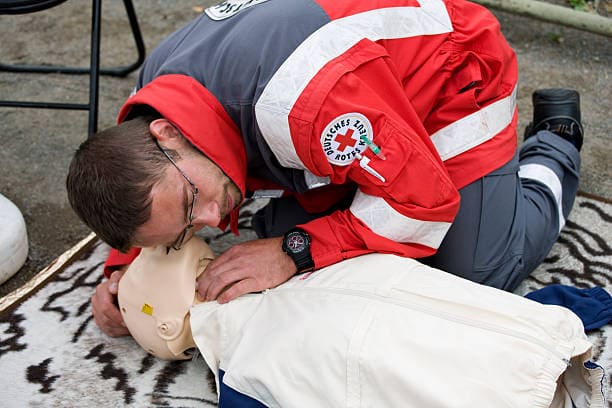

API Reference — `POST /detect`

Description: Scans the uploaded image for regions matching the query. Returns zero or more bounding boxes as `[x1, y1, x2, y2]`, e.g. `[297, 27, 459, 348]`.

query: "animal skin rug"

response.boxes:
[0, 195, 610, 407]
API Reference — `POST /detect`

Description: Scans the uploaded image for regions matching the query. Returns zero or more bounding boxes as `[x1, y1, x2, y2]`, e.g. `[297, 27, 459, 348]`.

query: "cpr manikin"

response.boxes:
[118, 237, 213, 360]
[118, 237, 606, 407]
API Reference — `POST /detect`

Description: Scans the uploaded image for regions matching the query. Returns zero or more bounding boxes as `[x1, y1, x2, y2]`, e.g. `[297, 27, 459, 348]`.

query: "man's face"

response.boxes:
[132, 147, 241, 249]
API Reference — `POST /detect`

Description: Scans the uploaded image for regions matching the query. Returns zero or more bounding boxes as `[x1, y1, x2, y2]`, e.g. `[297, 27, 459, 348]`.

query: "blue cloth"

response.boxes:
[218, 370, 267, 408]
[525, 284, 612, 331]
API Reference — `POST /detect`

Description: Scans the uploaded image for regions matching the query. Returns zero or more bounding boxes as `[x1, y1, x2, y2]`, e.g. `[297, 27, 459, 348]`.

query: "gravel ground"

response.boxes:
[0, 0, 610, 297]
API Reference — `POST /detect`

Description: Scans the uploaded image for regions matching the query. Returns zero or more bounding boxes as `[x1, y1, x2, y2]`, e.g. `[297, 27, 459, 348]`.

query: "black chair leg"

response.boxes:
[88, 0, 102, 136]
[0, 0, 146, 137]
[0, 0, 145, 77]
[106, 0, 146, 77]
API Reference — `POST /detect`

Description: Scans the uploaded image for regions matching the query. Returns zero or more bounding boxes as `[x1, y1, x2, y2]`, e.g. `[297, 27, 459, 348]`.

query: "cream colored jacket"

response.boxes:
[191, 254, 606, 408]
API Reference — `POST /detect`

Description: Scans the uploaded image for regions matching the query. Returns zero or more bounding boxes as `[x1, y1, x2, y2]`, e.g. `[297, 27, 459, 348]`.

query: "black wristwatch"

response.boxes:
[281, 227, 315, 274]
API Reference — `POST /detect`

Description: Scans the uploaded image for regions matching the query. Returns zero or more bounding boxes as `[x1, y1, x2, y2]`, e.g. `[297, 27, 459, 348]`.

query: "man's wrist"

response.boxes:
[281, 228, 314, 274]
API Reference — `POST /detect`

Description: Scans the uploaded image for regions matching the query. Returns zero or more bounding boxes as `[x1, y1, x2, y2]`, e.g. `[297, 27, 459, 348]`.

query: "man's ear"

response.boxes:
[150, 119, 182, 147]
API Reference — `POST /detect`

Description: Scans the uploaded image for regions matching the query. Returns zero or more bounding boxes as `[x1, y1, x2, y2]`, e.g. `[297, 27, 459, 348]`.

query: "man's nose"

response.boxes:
[194, 201, 221, 227]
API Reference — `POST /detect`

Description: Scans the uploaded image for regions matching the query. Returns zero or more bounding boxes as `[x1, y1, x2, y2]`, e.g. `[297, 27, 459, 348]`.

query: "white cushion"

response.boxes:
[0, 193, 28, 285]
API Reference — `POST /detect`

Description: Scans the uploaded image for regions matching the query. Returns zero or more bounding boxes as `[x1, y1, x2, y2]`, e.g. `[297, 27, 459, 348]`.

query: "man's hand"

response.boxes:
[91, 268, 130, 337]
[196, 237, 297, 303]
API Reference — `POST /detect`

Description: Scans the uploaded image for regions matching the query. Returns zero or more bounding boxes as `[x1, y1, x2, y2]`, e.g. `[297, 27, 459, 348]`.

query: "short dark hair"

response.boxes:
[66, 114, 169, 252]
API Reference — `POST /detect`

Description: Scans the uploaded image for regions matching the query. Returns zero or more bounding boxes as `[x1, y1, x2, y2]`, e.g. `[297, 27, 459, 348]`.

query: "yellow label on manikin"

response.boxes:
[141, 303, 154, 315]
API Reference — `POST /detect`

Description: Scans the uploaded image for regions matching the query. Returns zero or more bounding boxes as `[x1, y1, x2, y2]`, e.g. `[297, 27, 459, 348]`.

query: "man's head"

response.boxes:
[67, 115, 163, 251]
[117, 236, 214, 360]
[66, 114, 242, 252]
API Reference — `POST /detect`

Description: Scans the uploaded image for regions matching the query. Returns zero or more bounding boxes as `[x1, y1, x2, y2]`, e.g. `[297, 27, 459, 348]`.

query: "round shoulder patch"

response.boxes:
[205, 0, 271, 21]
[320, 113, 371, 166]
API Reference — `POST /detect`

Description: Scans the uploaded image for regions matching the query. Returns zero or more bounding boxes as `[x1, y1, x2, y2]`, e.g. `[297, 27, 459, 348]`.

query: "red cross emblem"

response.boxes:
[334, 129, 357, 152]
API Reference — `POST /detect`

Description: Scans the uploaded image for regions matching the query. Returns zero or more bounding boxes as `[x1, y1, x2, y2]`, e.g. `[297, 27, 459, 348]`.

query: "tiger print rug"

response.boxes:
[0, 195, 610, 407]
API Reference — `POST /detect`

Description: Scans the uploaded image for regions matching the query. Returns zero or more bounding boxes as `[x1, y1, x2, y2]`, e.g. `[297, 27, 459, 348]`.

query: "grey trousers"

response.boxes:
[252, 130, 581, 291]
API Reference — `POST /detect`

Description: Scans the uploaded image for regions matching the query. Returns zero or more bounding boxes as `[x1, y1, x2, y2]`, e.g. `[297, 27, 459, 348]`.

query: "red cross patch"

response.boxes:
[320, 113, 371, 166]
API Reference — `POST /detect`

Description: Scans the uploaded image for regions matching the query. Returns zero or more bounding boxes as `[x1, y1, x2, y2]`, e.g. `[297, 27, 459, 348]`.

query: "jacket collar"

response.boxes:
[118, 74, 247, 233]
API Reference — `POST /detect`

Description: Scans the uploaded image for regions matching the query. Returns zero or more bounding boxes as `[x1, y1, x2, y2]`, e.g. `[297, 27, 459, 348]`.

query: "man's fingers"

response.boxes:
[196, 238, 290, 302]
[217, 279, 255, 304]
[104, 301, 126, 327]
[199, 267, 243, 301]
[195, 273, 212, 301]
[92, 304, 128, 337]
[91, 281, 128, 337]
[91, 294, 124, 326]
[107, 268, 125, 295]
[108, 281, 119, 295]
[197, 257, 237, 301]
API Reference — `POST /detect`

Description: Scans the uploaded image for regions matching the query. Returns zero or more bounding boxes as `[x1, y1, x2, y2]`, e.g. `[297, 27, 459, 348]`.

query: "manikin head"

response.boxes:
[117, 236, 214, 360]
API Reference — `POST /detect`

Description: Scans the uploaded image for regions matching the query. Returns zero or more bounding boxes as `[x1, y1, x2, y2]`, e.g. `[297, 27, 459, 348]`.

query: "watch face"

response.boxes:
[285, 231, 307, 254]
[282, 229, 314, 274]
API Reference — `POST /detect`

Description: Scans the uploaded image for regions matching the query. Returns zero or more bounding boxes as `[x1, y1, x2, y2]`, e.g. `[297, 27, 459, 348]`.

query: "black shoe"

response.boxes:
[524, 88, 583, 151]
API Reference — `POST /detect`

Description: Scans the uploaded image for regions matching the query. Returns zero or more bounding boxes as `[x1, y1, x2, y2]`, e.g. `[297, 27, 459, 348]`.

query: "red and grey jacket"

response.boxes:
[104, 0, 518, 276]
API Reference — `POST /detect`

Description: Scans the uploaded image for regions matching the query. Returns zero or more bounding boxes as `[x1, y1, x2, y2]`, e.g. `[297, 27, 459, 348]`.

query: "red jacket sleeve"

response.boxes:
[103, 247, 141, 278]
[287, 40, 460, 269]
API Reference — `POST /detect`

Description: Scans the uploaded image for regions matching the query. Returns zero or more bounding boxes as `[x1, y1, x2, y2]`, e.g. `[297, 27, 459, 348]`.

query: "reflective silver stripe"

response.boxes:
[255, 0, 453, 169]
[304, 171, 330, 189]
[430, 85, 518, 161]
[350, 190, 451, 248]
[251, 189, 284, 199]
[518, 163, 565, 231]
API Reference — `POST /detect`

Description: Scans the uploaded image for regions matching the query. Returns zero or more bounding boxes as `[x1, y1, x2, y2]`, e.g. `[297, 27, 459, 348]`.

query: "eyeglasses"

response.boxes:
[153, 139, 199, 252]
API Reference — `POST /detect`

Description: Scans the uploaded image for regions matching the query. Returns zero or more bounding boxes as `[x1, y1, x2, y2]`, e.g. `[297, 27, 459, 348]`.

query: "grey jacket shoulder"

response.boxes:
[137, 0, 331, 191]
[138, 0, 329, 107]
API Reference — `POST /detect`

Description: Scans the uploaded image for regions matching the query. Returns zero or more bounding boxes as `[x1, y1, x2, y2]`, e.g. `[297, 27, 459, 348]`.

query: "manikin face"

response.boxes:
[118, 236, 215, 360]
[132, 119, 242, 249]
